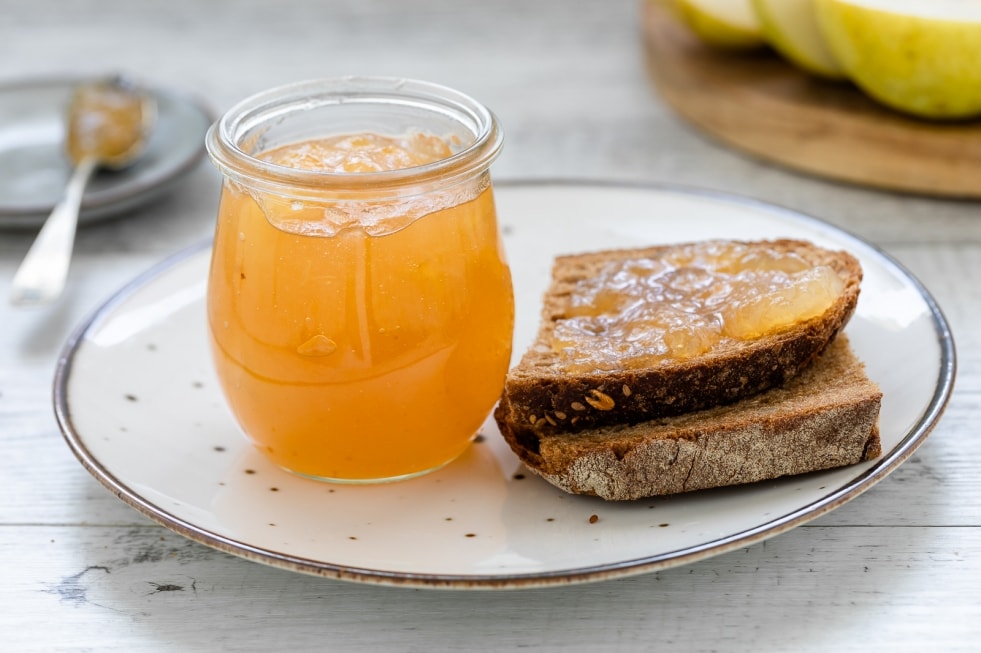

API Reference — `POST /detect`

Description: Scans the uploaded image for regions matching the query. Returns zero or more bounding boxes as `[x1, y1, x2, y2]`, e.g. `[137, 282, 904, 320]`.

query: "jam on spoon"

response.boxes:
[10, 75, 155, 306]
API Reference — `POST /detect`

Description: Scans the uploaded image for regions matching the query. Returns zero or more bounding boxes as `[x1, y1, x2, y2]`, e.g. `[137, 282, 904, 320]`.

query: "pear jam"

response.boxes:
[551, 241, 844, 373]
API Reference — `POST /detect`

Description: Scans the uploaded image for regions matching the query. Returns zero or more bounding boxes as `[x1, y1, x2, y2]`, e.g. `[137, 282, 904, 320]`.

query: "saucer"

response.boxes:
[0, 75, 213, 229]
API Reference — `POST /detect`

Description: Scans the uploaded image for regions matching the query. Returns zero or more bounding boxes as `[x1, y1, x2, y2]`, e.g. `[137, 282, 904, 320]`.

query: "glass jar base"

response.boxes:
[277, 446, 467, 485]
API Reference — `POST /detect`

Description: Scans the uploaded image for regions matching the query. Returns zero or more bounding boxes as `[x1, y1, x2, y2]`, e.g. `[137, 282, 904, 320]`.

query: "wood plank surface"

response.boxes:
[1, 1, 979, 651]
[2, 524, 979, 652]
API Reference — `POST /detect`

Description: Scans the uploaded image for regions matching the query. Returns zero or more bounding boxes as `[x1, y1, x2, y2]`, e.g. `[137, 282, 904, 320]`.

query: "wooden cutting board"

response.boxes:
[641, 0, 981, 199]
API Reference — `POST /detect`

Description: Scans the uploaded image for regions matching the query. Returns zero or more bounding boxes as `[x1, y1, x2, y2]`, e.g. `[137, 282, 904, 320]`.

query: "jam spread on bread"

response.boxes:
[551, 240, 845, 372]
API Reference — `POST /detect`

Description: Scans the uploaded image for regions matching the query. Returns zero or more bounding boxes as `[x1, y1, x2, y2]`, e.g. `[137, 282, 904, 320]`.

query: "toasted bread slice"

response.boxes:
[495, 336, 882, 500]
[501, 239, 862, 435]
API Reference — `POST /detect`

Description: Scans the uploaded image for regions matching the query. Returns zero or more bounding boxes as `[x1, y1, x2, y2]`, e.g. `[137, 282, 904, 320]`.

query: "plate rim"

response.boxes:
[0, 73, 214, 225]
[52, 179, 957, 589]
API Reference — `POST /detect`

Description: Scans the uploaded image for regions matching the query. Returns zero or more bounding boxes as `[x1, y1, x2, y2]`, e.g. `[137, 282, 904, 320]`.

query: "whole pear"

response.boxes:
[816, 0, 981, 119]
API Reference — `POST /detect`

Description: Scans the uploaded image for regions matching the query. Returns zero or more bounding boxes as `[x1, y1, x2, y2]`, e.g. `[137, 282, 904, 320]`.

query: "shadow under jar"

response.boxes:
[205, 77, 513, 483]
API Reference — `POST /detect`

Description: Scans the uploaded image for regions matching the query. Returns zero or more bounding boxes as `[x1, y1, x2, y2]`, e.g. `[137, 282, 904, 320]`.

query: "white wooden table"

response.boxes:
[2, 1, 979, 651]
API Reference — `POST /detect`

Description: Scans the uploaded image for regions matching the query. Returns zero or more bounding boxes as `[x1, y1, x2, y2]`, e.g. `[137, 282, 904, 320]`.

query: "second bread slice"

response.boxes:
[496, 336, 882, 500]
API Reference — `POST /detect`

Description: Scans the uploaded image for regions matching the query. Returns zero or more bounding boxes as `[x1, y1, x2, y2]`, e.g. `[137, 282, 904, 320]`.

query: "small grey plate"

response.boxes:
[0, 75, 213, 230]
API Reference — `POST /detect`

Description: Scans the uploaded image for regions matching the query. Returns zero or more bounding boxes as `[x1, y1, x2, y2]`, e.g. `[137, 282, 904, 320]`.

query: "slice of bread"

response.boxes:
[501, 239, 863, 435]
[495, 336, 882, 500]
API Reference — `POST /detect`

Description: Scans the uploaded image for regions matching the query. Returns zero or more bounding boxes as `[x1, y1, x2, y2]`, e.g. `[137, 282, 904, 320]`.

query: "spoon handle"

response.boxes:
[10, 156, 98, 306]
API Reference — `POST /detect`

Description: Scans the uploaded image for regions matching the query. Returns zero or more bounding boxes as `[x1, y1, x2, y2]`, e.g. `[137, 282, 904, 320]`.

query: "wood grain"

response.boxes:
[1, 1, 979, 651]
[2, 524, 978, 652]
[642, 0, 981, 199]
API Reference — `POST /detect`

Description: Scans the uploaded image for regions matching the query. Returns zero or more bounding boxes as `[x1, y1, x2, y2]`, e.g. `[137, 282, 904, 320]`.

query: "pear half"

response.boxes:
[674, 0, 765, 50]
[816, 0, 981, 119]
[752, 0, 844, 79]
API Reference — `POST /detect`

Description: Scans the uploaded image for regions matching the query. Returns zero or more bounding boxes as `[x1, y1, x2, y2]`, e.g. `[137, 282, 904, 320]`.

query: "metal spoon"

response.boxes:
[9, 75, 156, 306]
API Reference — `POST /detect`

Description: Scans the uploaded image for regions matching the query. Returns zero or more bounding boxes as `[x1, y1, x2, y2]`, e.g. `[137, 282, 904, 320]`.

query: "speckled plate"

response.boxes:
[54, 181, 955, 589]
[0, 75, 212, 229]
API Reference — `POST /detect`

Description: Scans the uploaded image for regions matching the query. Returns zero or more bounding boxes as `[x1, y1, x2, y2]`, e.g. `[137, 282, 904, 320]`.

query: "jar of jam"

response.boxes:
[205, 77, 512, 483]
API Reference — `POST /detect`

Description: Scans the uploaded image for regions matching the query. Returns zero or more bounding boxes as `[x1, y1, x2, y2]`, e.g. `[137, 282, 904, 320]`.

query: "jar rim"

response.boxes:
[205, 76, 503, 193]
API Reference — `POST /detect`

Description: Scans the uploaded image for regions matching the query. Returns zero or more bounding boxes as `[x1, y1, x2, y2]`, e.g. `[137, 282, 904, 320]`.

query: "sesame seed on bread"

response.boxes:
[495, 336, 882, 500]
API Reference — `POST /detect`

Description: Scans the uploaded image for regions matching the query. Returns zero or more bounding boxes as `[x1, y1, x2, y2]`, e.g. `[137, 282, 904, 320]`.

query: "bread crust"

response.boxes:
[495, 337, 882, 501]
[502, 239, 863, 435]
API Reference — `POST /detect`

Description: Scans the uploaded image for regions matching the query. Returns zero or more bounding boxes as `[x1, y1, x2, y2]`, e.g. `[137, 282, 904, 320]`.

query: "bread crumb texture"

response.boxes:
[497, 337, 882, 500]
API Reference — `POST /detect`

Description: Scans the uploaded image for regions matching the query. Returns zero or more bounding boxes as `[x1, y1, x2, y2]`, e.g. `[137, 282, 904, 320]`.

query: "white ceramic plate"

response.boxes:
[55, 182, 955, 589]
[0, 76, 212, 229]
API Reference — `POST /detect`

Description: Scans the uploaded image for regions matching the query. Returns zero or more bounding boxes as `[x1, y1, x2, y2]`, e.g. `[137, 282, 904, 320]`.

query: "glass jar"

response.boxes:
[205, 77, 512, 483]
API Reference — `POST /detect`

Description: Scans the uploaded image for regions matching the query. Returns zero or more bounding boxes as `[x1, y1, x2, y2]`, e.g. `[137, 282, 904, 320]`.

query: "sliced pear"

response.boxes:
[815, 0, 981, 119]
[752, 0, 844, 79]
[674, 0, 765, 50]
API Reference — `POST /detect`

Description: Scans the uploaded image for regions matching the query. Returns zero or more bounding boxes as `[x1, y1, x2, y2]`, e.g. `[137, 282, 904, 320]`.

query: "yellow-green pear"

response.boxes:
[674, 0, 765, 50]
[752, 0, 844, 79]
[816, 0, 981, 119]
